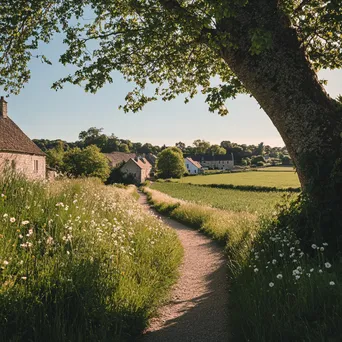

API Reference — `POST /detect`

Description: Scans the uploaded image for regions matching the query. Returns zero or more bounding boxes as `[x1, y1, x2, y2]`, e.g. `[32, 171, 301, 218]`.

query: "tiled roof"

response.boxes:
[131, 157, 152, 170]
[0, 117, 45, 156]
[186, 157, 202, 169]
[105, 152, 137, 167]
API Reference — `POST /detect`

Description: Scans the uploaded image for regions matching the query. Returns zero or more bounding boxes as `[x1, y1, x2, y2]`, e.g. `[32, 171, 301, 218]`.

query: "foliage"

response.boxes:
[0, 174, 182, 341]
[251, 155, 266, 165]
[1, 0, 341, 115]
[61, 145, 110, 181]
[156, 147, 186, 179]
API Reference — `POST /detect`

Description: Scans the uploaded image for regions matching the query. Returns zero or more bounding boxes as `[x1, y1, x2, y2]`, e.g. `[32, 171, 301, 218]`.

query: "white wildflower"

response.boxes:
[269, 282, 275, 288]
[10, 217, 16, 223]
[329, 281, 335, 286]
[325, 262, 332, 269]
[276, 274, 283, 280]
[311, 244, 317, 249]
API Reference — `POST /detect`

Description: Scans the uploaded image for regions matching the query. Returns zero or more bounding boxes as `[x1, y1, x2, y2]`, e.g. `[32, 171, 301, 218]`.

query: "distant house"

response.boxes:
[121, 157, 152, 184]
[105, 152, 137, 168]
[185, 157, 202, 175]
[145, 153, 157, 168]
[0, 97, 46, 180]
[189, 154, 234, 170]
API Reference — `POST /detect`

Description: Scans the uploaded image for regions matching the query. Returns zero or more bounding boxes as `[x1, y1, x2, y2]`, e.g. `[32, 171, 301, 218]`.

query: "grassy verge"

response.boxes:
[0, 173, 182, 341]
[143, 186, 342, 341]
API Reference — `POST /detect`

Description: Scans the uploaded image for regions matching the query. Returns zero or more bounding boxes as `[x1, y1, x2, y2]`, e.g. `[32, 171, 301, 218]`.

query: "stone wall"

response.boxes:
[0, 152, 46, 180]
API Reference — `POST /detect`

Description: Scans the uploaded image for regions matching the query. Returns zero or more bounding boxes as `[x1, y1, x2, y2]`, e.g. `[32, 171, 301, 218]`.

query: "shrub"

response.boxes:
[0, 173, 182, 341]
[61, 145, 110, 181]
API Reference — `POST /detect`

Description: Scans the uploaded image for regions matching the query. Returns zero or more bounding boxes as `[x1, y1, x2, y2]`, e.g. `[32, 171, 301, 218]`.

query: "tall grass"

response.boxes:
[0, 173, 182, 341]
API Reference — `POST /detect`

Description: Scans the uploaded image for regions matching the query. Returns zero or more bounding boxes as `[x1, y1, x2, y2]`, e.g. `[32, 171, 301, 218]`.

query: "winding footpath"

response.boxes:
[138, 193, 230, 342]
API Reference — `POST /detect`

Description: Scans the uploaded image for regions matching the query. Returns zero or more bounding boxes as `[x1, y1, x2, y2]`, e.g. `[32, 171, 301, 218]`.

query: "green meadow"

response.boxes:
[178, 170, 300, 188]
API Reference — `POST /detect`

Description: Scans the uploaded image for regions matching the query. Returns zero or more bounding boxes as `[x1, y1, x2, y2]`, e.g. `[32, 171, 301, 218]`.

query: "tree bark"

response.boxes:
[219, 0, 342, 252]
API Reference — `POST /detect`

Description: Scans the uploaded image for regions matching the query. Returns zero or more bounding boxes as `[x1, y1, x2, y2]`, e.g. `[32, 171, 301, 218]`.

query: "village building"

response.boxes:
[184, 157, 203, 175]
[105, 151, 137, 168]
[189, 154, 234, 170]
[0, 97, 46, 180]
[120, 157, 152, 184]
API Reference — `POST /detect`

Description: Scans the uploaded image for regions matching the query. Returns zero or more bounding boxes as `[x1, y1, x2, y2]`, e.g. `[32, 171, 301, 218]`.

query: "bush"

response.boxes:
[0, 173, 182, 341]
[61, 145, 110, 181]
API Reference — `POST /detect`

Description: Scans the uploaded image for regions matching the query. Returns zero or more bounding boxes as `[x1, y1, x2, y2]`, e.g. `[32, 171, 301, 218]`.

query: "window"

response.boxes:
[187, 164, 189, 169]
[194, 170, 197, 174]
[34, 160, 39, 173]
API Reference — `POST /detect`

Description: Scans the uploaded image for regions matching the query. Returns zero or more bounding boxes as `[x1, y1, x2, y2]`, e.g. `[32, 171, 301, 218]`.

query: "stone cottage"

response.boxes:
[121, 157, 152, 184]
[0, 97, 46, 180]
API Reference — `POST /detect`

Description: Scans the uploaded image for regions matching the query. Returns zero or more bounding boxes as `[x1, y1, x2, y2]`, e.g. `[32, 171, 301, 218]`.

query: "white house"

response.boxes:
[184, 157, 202, 175]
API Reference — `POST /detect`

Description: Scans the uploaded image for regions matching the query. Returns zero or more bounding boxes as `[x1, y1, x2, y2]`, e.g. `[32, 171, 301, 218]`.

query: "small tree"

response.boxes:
[62, 145, 110, 181]
[251, 155, 266, 165]
[156, 147, 186, 179]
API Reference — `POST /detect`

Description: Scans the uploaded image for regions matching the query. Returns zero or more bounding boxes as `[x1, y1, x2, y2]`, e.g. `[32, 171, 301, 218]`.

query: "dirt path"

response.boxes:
[138, 193, 230, 342]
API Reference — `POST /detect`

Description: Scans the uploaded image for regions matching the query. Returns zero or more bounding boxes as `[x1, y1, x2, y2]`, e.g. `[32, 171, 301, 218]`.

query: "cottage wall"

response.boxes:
[121, 161, 141, 183]
[0, 152, 46, 180]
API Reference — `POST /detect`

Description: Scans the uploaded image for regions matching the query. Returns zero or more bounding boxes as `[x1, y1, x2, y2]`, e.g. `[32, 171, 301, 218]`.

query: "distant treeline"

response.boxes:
[34, 127, 290, 166]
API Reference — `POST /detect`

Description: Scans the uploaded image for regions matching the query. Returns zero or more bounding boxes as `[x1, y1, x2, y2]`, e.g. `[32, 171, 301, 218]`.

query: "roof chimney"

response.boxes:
[0, 97, 8, 118]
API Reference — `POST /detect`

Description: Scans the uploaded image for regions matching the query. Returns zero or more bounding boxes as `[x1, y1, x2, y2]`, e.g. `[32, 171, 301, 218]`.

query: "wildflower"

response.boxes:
[3, 260, 9, 265]
[269, 282, 275, 288]
[21, 220, 29, 226]
[295, 275, 300, 280]
[319, 269, 323, 273]
[276, 274, 283, 280]
[310, 268, 314, 272]
[325, 262, 332, 269]
[272, 259, 277, 265]
[19, 234, 23, 239]
[21, 276, 27, 280]
[329, 281, 335, 286]
[323, 242, 328, 247]
[320, 247, 324, 252]
[3, 213, 8, 218]
[10, 217, 16, 223]
[311, 244, 317, 249]
[254, 268, 259, 273]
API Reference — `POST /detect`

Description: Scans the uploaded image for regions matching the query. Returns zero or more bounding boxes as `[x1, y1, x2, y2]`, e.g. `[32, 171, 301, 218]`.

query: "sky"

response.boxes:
[3, 34, 342, 148]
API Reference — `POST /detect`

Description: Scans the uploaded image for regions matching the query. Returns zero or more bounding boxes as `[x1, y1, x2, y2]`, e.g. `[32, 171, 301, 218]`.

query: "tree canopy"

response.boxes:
[2, 1, 341, 114]
[156, 147, 186, 179]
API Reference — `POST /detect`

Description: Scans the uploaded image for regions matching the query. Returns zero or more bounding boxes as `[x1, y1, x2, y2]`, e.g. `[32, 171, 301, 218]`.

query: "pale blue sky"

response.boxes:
[3, 33, 342, 147]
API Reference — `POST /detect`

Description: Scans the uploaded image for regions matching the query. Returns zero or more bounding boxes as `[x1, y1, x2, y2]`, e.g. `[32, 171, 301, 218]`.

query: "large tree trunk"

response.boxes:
[219, 0, 342, 252]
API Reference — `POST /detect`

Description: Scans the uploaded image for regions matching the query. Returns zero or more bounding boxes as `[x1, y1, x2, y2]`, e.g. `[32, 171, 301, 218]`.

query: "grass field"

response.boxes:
[151, 182, 288, 214]
[178, 170, 300, 188]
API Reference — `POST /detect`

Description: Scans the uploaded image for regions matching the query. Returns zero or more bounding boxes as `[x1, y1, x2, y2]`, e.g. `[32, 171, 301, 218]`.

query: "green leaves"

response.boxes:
[1, 0, 342, 114]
